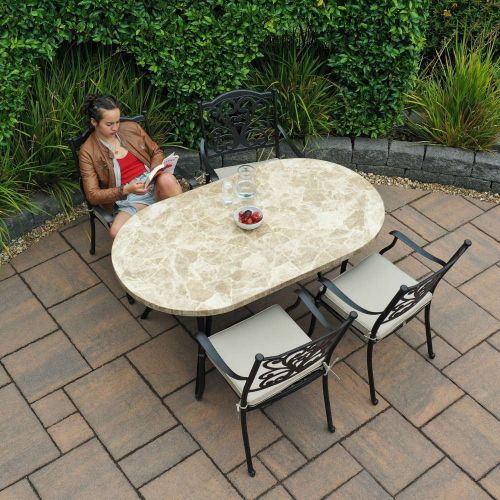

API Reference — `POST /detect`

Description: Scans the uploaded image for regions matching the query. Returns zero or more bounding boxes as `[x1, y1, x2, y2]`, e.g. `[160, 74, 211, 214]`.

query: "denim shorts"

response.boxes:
[115, 172, 156, 216]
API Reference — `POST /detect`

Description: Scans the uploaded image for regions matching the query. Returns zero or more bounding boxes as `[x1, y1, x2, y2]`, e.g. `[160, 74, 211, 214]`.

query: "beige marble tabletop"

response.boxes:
[112, 158, 385, 316]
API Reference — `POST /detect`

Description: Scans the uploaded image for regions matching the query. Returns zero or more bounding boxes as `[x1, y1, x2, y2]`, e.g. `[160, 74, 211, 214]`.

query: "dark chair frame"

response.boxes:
[198, 89, 303, 183]
[67, 112, 150, 306]
[195, 289, 356, 476]
[312, 230, 471, 405]
[67, 111, 150, 255]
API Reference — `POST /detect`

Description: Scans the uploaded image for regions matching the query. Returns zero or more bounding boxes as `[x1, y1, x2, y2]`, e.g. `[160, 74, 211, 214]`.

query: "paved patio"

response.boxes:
[0, 184, 499, 499]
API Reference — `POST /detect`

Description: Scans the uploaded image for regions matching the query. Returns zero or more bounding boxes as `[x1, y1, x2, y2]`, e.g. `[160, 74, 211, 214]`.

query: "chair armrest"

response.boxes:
[380, 230, 446, 267]
[196, 332, 247, 381]
[294, 287, 332, 329]
[277, 124, 304, 158]
[199, 139, 219, 182]
[319, 277, 383, 315]
[174, 165, 198, 190]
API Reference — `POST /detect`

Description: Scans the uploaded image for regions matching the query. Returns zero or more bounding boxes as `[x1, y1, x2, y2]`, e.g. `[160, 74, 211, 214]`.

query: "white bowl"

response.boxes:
[233, 206, 264, 230]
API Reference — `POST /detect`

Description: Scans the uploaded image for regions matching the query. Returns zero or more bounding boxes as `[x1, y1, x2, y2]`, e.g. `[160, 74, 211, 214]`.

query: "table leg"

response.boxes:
[195, 316, 212, 400]
[140, 307, 152, 319]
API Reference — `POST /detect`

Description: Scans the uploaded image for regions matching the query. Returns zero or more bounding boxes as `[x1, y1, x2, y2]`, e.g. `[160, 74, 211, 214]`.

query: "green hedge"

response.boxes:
[0, 0, 428, 146]
[422, 0, 500, 61]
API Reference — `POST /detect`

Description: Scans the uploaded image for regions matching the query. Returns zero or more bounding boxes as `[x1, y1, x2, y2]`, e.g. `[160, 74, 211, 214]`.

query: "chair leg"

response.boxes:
[89, 213, 96, 255]
[240, 410, 255, 477]
[195, 345, 206, 400]
[126, 293, 135, 305]
[322, 375, 335, 433]
[307, 315, 317, 338]
[140, 307, 152, 320]
[424, 304, 435, 359]
[367, 340, 378, 405]
[340, 259, 348, 274]
[285, 295, 301, 314]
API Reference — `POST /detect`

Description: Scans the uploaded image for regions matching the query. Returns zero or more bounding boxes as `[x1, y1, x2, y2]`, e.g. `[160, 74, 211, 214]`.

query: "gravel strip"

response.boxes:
[357, 171, 500, 204]
[0, 174, 498, 266]
[0, 204, 88, 265]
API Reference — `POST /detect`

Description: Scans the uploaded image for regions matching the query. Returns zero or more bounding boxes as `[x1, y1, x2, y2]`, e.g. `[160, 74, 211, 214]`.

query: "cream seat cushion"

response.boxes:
[323, 253, 432, 340]
[209, 305, 323, 406]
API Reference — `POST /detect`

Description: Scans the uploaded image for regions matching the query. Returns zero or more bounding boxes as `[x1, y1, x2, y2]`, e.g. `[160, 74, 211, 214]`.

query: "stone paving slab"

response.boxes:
[30, 390, 76, 428]
[118, 426, 199, 488]
[3, 331, 90, 403]
[29, 439, 138, 500]
[0, 384, 60, 490]
[0, 185, 499, 498]
[480, 464, 500, 499]
[346, 336, 463, 427]
[443, 342, 500, 418]
[127, 326, 198, 397]
[47, 413, 94, 454]
[459, 265, 500, 320]
[416, 223, 500, 287]
[66, 357, 176, 460]
[139, 451, 240, 499]
[425, 280, 499, 353]
[411, 192, 483, 230]
[0, 263, 15, 282]
[395, 458, 491, 500]
[61, 220, 111, 263]
[0, 479, 38, 500]
[422, 396, 500, 480]
[343, 409, 443, 496]
[10, 233, 70, 273]
[283, 444, 362, 500]
[21, 251, 99, 308]
[50, 284, 149, 368]
[327, 470, 391, 500]
[0, 276, 57, 357]
[0, 365, 10, 389]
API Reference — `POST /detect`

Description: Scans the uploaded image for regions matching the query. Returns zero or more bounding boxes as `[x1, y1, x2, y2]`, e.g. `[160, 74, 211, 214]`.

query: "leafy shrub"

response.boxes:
[422, 0, 500, 62]
[0, 139, 39, 247]
[406, 33, 500, 150]
[0, 0, 429, 147]
[251, 34, 338, 140]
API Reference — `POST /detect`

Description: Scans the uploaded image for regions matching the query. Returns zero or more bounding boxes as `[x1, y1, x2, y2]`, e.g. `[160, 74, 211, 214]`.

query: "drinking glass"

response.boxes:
[236, 164, 257, 199]
[221, 179, 234, 206]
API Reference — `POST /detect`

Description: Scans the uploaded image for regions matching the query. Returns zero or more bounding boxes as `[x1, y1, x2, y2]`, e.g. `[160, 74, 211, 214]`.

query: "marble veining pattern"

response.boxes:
[112, 159, 385, 315]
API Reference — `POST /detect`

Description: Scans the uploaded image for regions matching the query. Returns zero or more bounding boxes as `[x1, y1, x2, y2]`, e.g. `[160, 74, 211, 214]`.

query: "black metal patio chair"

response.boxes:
[312, 230, 471, 405]
[198, 89, 303, 183]
[195, 289, 356, 477]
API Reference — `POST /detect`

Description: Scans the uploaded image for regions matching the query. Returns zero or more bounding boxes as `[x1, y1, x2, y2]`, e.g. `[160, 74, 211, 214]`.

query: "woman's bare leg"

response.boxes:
[155, 172, 182, 201]
[109, 204, 148, 239]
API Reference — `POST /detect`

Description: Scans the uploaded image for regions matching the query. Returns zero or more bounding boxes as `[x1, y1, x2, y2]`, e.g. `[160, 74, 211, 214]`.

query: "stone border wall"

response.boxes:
[304, 137, 500, 194]
[2, 138, 499, 244]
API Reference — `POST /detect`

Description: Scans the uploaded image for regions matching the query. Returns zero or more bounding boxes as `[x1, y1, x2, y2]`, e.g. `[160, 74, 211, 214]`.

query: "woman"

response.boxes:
[79, 94, 182, 238]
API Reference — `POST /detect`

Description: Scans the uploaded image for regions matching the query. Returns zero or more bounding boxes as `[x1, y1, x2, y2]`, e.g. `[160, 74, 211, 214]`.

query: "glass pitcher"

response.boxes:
[236, 165, 257, 199]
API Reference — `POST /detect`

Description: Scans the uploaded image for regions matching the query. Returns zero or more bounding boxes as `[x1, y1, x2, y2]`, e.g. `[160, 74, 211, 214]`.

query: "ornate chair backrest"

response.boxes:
[199, 89, 280, 164]
[373, 239, 471, 333]
[67, 111, 149, 207]
[240, 313, 356, 406]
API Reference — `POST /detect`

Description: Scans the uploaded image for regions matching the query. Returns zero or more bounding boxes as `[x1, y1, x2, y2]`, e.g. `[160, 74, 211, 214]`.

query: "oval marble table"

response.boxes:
[112, 158, 385, 320]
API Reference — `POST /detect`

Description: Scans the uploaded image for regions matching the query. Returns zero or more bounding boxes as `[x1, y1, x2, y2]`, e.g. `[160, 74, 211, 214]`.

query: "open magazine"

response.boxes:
[144, 152, 179, 188]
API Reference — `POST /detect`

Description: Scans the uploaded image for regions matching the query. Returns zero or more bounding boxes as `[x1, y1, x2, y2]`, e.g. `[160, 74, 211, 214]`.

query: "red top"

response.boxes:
[117, 151, 147, 184]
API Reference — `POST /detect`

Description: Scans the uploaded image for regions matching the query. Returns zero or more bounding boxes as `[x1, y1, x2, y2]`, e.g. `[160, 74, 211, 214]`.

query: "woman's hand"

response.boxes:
[123, 180, 148, 195]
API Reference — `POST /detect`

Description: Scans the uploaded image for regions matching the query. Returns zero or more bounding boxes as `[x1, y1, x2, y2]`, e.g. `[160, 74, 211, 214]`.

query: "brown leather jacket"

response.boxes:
[79, 121, 164, 212]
